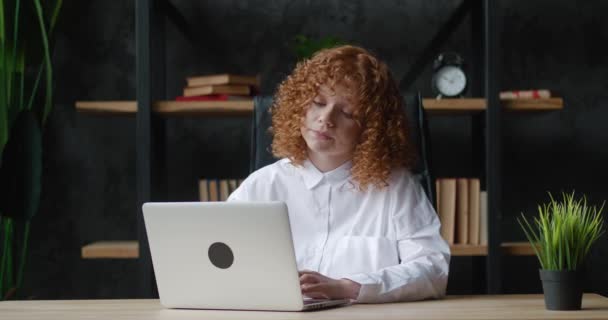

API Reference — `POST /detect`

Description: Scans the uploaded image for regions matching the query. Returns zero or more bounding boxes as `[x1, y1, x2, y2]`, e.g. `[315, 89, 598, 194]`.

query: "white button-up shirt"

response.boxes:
[228, 158, 450, 303]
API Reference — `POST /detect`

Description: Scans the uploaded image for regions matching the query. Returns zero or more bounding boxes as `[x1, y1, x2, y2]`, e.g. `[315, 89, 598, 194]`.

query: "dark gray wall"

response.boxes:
[22, 0, 608, 299]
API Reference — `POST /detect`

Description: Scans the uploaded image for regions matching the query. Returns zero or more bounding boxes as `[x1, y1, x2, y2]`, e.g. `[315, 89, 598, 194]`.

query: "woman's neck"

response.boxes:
[308, 152, 352, 173]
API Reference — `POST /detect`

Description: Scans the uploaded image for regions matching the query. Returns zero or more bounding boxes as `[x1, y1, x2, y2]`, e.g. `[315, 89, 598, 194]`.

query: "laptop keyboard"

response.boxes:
[303, 299, 329, 305]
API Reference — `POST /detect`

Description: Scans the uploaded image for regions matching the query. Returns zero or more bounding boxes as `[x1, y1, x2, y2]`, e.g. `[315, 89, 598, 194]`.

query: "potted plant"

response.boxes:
[518, 192, 605, 310]
[0, 0, 62, 300]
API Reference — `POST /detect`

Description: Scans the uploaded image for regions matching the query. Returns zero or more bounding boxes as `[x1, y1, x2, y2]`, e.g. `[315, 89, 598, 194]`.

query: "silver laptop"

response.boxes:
[142, 201, 350, 311]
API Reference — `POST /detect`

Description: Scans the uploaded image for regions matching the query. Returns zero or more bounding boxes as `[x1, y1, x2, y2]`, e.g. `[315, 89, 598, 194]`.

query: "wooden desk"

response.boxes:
[1, 294, 607, 320]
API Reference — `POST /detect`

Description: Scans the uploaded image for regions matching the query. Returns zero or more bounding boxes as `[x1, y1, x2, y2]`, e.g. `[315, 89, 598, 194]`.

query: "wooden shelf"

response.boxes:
[501, 241, 538, 256]
[75, 101, 137, 114]
[450, 242, 536, 256]
[154, 100, 253, 116]
[502, 97, 563, 111]
[81, 241, 139, 259]
[76, 100, 254, 116]
[76, 98, 562, 117]
[450, 244, 488, 256]
[422, 97, 563, 114]
[423, 98, 486, 114]
[80, 241, 534, 259]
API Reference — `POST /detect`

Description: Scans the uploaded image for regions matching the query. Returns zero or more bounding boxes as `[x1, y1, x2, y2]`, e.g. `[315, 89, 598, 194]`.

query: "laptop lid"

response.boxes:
[143, 201, 305, 311]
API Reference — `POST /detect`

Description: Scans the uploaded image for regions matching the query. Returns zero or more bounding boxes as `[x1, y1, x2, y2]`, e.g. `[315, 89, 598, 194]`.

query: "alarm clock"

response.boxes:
[432, 52, 467, 98]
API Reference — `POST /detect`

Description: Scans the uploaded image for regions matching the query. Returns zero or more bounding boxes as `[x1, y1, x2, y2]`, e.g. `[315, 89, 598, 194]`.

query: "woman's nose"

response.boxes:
[317, 107, 335, 127]
[319, 110, 334, 127]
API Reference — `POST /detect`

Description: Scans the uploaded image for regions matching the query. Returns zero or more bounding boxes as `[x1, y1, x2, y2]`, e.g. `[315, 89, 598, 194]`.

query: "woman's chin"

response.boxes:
[308, 141, 334, 152]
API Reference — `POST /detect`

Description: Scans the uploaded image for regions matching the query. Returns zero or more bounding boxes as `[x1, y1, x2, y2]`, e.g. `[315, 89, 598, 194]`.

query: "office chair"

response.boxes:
[250, 93, 435, 208]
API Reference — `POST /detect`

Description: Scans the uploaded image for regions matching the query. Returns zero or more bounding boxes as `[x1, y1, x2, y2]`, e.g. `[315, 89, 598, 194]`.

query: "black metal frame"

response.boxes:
[136, 0, 166, 298]
[470, 0, 487, 294]
[133, 0, 503, 297]
[483, 0, 502, 294]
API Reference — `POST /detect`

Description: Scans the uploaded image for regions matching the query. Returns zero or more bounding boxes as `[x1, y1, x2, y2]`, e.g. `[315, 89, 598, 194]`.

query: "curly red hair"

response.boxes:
[271, 45, 416, 189]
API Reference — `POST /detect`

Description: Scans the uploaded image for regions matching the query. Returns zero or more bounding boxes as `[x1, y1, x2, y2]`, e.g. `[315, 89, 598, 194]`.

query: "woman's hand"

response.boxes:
[299, 270, 361, 300]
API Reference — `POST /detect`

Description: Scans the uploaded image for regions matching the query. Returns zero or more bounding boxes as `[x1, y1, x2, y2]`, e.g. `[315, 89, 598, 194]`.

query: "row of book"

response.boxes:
[176, 74, 260, 101]
[199, 179, 245, 202]
[435, 178, 488, 245]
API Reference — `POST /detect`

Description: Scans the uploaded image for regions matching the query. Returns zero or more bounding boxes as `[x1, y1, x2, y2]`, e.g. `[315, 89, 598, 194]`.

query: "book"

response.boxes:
[435, 179, 441, 213]
[200, 178, 245, 202]
[199, 179, 209, 202]
[183, 84, 251, 97]
[479, 191, 488, 245]
[175, 94, 250, 102]
[499, 89, 551, 99]
[228, 179, 238, 193]
[219, 180, 230, 201]
[208, 180, 219, 201]
[455, 178, 469, 244]
[437, 178, 457, 244]
[468, 178, 481, 245]
[186, 74, 260, 88]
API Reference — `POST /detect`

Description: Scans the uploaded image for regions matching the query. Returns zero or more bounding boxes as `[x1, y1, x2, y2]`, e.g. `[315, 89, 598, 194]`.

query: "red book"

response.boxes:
[175, 94, 250, 102]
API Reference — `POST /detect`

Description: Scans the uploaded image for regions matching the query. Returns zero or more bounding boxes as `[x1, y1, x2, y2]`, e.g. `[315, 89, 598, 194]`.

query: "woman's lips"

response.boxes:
[310, 129, 332, 140]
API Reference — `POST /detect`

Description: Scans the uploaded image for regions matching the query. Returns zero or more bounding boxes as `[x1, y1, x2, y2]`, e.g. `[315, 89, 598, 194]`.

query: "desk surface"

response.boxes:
[1, 294, 607, 320]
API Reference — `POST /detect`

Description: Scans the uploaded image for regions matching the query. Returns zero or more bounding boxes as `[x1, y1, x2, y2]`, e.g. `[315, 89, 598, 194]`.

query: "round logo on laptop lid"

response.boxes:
[208, 242, 234, 269]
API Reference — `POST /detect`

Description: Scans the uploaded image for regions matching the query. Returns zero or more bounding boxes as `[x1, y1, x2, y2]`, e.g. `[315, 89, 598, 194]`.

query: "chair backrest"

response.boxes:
[250, 94, 435, 207]
[250, 96, 276, 173]
[403, 93, 435, 208]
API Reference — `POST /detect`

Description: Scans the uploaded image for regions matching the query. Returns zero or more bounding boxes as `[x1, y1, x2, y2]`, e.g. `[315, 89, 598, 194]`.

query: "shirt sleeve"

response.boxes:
[344, 172, 451, 303]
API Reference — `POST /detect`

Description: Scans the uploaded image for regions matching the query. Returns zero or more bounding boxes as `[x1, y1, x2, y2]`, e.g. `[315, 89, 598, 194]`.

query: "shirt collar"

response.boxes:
[299, 159, 353, 190]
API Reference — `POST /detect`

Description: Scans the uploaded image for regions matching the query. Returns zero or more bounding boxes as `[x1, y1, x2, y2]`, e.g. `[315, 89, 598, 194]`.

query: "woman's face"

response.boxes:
[300, 85, 362, 167]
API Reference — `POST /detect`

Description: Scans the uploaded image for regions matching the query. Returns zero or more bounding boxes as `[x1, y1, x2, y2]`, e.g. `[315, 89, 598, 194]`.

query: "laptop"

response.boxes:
[142, 201, 351, 311]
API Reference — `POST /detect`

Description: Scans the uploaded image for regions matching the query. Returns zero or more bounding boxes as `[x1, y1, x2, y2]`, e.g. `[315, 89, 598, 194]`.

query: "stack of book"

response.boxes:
[435, 178, 488, 246]
[199, 179, 245, 202]
[176, 74, 260, 101]
[499, 89, 551, 100]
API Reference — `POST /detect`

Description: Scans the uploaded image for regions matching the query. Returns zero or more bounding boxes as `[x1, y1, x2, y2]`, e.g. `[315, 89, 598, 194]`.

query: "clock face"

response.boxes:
[435, 65, 467, 97]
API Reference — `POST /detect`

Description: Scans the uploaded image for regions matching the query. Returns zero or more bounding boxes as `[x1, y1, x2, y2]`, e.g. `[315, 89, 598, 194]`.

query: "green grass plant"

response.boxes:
[518, 192, 605, 271]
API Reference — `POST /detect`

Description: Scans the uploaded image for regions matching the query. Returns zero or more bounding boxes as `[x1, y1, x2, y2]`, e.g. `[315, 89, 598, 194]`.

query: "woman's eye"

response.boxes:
[342, 111, 354, 119]
[313, 100, 325, 106]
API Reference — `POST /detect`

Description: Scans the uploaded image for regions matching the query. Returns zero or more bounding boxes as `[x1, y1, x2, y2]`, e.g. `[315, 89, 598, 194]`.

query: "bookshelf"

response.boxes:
[76, 0, 562, 297]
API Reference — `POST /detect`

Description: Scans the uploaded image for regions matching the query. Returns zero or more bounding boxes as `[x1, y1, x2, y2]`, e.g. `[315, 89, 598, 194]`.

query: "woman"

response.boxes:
[228, 45, 450, 303]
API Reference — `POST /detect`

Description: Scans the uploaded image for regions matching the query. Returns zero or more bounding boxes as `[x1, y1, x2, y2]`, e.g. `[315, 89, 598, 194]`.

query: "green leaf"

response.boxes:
[0, 0, 5, 42]
[33, 0, 52, 124]
[518, 213, 544, 268]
